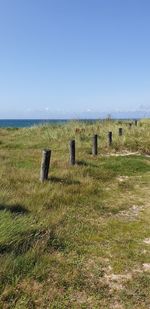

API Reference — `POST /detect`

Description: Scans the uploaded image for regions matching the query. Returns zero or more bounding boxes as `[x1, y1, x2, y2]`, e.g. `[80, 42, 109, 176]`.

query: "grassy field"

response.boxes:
[0, 119, 150, 309]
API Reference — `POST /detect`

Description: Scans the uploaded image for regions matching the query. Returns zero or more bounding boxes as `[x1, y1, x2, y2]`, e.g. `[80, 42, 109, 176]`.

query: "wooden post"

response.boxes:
[92, 134, 98, 155]
[119, 128, 123, 136]
[108, 131, 112, 146]
[135, 119, 138, 126]
[69, 140, 75, 165]
[129, 123, 132, 129]
[40, 149, 51, 182]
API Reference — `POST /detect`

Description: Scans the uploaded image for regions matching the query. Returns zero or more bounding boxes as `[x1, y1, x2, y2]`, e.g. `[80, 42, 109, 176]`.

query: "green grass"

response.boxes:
[0, 119, 150, 308]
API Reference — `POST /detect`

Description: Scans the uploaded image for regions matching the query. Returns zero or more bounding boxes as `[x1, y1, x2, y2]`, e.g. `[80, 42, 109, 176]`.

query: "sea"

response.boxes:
[0, 119, 98, 128]
[0, 118, 139, 128]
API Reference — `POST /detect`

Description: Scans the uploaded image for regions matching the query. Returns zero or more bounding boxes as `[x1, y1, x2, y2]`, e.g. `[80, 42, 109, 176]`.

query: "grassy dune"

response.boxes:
[0, 119, 150, 308]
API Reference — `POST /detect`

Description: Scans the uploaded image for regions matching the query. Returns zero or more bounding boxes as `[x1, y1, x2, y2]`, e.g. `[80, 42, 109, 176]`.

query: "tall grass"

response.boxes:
[0, 119, 150, 308]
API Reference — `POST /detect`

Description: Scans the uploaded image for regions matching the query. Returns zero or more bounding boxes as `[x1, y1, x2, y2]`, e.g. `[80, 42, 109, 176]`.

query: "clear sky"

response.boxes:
[0, 0, 150, 118]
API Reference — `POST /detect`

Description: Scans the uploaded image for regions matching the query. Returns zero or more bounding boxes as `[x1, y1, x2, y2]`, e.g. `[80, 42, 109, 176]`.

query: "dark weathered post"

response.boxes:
[40, 149, 51, 182]
[119, 128, 123, 136]
[108, 131, 112, 146]
[92, 134, 98, 156]
[69, 140, 75, 165]
[129, 123, 132, 129]
[135, 119, 138, 126]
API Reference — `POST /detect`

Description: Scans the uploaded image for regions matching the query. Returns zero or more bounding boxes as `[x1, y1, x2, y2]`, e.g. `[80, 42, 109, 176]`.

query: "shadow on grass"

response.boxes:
[0, 203, 29, 215]
[76, 160, 88, 166]
[76, 160, 98, 168]
[0, 228, 66, 255]
[49, 176, 80, 185]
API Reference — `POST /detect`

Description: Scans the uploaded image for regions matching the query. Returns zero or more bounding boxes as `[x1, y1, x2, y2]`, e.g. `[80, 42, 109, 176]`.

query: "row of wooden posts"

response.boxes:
[40, 124, 135, 182]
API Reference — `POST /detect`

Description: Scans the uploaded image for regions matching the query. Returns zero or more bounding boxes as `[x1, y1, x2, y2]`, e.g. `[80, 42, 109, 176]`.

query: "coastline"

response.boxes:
[0, 118, 142, 128]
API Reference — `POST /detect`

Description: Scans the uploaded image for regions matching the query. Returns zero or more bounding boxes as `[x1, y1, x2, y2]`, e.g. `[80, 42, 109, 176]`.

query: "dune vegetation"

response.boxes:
[0, 119, 150, 308]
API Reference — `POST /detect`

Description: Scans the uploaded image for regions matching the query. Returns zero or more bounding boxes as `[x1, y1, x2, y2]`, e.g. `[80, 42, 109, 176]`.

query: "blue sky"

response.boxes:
[0, 0, 150, 118]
